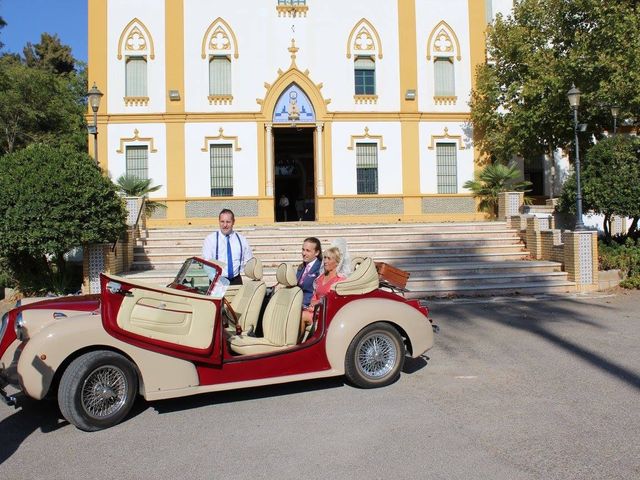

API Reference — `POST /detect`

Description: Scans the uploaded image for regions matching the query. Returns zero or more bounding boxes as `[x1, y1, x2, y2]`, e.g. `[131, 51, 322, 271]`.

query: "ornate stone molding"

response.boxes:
[201, 17, 239, 59]
[118, 18, 155, 60]
[427, 127, 465, 150]
[201, 128, 242, 152]
[348, 126, 387, 150]
[347, 18, 383, 59]
[426, 20, 461, 61]
[116, 129, 158, 153]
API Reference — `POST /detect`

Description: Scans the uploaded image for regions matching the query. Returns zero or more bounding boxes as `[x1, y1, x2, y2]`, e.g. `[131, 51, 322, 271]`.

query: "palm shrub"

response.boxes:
[115, 174, 166, 218]
[463, 163, 532, 217]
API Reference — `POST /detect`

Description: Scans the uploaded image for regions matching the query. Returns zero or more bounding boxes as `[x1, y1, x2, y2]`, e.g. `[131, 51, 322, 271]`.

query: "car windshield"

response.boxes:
[173, 257, 224, 296]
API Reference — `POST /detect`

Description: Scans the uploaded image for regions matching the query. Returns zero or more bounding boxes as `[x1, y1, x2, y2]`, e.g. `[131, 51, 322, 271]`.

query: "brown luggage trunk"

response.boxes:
[375, 262, 410, 289]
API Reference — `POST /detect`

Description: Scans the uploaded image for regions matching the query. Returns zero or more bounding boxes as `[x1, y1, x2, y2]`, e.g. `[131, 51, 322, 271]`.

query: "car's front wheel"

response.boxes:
[58, 350, 138, 431]
[345, 322, 405, 388]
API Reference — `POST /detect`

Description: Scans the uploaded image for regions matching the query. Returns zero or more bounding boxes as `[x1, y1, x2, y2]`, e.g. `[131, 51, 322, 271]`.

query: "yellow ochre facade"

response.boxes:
[88, 0, 513, 226]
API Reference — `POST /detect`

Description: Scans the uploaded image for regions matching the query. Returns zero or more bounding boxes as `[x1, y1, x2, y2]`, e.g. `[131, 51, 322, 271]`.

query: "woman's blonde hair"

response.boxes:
[323, 246, 342, 266]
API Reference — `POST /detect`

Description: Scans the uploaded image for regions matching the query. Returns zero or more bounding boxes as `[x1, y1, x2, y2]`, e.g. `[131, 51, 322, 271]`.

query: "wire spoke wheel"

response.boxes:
[81, 365, 128, 418]
[58, 351, 138, 431]
[357, 334, 397, 378]
[345, 322, 405, 388]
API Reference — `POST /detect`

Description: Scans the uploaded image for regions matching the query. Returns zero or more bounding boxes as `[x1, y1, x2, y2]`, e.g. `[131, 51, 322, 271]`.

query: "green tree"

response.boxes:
[23, 33, 76, 74]
[471, 1, 640, 166]
[116, 174, 167, 218]
[0, 16, 6, 49]
[463, 163, 532, 217]
[0, 54, 86, 155]
[0, 145, 127, 294]
[559, 136, 640, 242]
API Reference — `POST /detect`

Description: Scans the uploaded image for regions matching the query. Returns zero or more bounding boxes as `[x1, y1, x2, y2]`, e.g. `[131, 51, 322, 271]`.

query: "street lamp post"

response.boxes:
[86, 83, 103, 165]
[567, 84, 585, 231]
[610, 105, 620, 135]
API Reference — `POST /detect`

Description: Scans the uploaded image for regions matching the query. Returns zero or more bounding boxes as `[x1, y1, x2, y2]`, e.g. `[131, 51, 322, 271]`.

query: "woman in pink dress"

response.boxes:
[299, 246, 346, 340]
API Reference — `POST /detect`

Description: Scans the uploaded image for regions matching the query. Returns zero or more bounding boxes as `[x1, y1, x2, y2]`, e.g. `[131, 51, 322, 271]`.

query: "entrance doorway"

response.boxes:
[273, 127, 315, 222]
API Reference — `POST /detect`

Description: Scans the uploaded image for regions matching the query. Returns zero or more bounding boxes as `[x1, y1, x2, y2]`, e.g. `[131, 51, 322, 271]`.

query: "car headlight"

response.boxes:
[14, 312, 26, 341]
[0, 313, 8, 342]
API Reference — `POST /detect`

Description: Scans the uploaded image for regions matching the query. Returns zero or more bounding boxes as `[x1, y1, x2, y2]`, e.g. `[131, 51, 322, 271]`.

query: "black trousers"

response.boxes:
[229, 275, 243, 286]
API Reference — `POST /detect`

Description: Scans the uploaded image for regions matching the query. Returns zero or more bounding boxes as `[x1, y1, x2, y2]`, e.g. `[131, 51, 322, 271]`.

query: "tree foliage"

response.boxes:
[463, 163, 532, 217]
[23, 33, 76, 74]
[471, 1, 640, 164]
[0, 145, 127, 293]
[558, 136, 640, 241]
[0, 54, 86, 155]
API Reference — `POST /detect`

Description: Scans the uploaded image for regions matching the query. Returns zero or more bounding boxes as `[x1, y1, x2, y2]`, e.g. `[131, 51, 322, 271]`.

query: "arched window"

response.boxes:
[118, 19, 154, 106]
[202, 18, 238, 105]
[427, 21, 461, 105]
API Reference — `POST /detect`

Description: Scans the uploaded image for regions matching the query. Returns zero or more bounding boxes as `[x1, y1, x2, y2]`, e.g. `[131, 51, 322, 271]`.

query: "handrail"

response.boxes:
[111, 196, 146, 252]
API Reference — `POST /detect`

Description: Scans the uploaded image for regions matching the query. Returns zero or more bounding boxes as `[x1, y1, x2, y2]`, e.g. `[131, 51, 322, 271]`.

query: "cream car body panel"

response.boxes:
[324, 298, 434, 373]
[16, 312, 199, 400]
[0, 339, 21, 384]
[18, 308, 96, 340]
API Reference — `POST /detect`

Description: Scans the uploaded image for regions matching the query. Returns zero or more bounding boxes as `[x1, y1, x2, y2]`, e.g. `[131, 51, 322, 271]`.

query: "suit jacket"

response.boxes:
[296, 258, 322, 308]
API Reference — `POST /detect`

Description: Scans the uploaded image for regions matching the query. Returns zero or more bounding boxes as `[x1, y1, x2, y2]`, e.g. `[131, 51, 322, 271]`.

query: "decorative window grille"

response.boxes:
[125, 56, 147, 97]
[278, 0, 306, 5]
[356, 143, 378, 194]
[436, 143, 457, 194]
[434, 57, 455, 97]
[209, 56, 231, 96]
[210, 144, 233, 197]
[125, 146, 149, 180]
[354, 56, 376, 95]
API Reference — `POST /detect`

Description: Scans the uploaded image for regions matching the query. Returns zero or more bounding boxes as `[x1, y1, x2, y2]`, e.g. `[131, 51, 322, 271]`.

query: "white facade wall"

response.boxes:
[416, 0, 473, 113]
[184, 122, 259, 197]
[491, 0, 515, 19]
[107, 123, 168, 198]
[331, 122, 403, 195]
[107, 0, 166, 114]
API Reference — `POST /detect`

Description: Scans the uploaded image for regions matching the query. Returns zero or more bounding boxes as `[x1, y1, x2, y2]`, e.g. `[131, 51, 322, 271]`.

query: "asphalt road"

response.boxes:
[1, 290, 639, 480]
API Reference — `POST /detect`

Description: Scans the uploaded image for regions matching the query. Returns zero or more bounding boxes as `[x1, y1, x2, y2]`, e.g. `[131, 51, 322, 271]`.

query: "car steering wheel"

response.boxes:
[181, 277, 195, 288]
[222, 297, 240, 332]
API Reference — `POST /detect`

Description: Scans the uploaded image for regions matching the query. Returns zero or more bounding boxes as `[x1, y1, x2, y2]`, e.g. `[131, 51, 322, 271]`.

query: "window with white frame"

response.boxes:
[209, 56, 231, 96]
[354, 56, 376, 95]
[278, 0, 306, 5]
[210, 144, 233, 196]
[125, 56, 148, 97]
[486, 0, 493, 23]
[356, 143, 378, 194]
[436, 143, 457, 194]
[434, 57, 455, 97]
[125, 145, 149, 180]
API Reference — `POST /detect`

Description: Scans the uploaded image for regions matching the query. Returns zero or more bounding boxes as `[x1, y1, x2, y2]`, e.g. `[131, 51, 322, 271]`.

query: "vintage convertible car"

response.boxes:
[0, 256, 435, 431]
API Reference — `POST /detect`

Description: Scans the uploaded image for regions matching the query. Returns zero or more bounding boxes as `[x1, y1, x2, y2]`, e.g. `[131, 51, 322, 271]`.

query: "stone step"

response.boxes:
[139, 221, 513, 239]
[137, 235, 521, 250]
[404, 281, 576, 299]
[138, 230, 521, 246]
[132, 245, 529, 270]
[120, 270, 574, 299]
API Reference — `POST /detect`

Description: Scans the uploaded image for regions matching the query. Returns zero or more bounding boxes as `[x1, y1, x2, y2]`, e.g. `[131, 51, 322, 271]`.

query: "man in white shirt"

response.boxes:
[202, 209, 253, 285]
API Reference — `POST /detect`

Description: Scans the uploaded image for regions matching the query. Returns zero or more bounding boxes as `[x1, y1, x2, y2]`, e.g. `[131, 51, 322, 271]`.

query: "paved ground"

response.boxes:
[1, 290, 639, 479]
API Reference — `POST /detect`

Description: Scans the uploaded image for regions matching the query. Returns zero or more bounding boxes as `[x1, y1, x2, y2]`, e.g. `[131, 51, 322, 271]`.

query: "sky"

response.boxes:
[0, 0, 88, 62]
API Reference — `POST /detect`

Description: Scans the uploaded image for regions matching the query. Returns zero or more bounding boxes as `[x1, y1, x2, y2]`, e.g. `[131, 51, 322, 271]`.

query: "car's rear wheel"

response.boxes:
[58, 350, 138, 431]
[345, 322, 405, 388]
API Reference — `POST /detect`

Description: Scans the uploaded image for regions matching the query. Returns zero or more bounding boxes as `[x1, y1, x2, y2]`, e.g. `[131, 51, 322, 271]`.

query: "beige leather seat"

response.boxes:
[333, 257, 379, 296]
[229, 263, 302, 355]
[228, 257, 266, 335]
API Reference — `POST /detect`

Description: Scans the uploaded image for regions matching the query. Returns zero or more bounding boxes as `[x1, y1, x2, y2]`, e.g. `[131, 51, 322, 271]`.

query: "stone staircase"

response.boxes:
[121, 222, 576, 298]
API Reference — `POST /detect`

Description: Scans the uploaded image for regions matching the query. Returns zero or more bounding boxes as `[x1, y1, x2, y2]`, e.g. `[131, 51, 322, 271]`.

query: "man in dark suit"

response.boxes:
[296, 237, 322, 309]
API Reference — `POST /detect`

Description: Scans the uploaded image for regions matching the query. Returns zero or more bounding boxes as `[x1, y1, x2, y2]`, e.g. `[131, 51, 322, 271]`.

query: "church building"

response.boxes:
[88, 0, 515, 226]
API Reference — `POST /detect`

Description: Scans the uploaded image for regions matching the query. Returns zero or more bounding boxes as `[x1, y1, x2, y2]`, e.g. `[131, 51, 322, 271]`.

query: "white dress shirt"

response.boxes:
[202, 230, 253, 278]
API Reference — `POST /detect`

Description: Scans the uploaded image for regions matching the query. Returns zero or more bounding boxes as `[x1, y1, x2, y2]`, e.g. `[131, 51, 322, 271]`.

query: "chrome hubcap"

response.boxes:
[357, 333, 397, 378]
[81, 365, 128, 418]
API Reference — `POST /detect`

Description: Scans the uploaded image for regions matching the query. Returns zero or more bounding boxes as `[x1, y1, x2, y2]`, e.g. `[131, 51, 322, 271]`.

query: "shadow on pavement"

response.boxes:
[429, 293, 640, 391]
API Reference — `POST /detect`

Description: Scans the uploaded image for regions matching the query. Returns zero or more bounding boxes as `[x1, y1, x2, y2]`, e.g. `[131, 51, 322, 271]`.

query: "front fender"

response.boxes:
[325, 298, 434, 373]
[17, 313, 199, 400]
